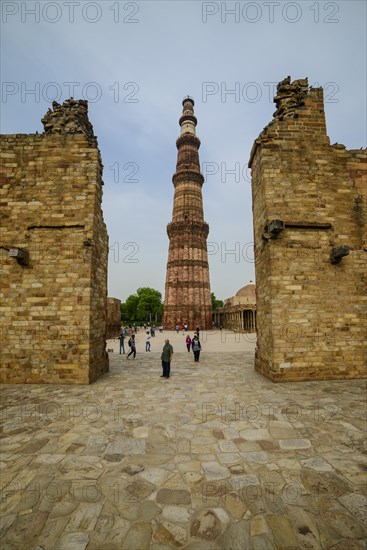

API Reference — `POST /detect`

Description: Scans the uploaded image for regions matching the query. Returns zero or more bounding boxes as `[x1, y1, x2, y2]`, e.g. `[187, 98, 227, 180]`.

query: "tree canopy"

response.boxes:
[121, 287, 163, 324]
[211, 292, 223, 310]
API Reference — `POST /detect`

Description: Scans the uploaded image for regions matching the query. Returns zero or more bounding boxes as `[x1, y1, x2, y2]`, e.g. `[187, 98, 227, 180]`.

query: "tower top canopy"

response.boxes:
[180, 96, 197, 136]
[182, 96, 195, 106]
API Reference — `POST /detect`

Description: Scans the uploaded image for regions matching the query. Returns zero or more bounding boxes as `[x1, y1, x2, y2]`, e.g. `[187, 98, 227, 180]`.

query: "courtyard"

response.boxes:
[0, 331, 366, 549]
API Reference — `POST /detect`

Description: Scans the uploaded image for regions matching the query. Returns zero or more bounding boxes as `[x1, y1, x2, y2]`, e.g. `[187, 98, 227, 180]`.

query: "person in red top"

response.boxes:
[185, 335, 192, 352]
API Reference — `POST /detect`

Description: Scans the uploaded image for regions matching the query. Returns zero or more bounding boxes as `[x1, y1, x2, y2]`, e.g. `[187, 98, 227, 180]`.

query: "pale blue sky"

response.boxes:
[1, 1, 366, 302]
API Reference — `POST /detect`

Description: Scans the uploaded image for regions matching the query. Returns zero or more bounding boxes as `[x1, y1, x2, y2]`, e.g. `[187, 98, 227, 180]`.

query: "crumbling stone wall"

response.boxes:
[249, 77, 367, 382]
[107, 297, 121, 338]
[0, 99, 109, 384]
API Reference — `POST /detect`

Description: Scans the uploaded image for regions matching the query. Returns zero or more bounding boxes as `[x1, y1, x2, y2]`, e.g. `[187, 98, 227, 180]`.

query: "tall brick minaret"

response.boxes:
[163, 97, 212, 330]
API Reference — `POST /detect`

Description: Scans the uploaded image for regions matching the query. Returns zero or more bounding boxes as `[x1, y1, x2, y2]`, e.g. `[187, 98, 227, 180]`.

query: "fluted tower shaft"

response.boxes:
[163, 98, 212, 330]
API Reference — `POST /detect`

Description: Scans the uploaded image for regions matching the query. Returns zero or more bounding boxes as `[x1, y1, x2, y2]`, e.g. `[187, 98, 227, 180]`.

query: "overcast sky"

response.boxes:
[2, 0, 366, 302]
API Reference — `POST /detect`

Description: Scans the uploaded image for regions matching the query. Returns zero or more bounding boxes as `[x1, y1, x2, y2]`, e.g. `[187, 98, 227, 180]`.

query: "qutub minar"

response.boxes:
[163, 97, 212, 330]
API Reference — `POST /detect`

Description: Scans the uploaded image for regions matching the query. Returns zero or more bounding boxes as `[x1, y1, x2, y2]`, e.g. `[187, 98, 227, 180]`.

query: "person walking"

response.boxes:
[161, 339, 173, 378]
[192, 335, 201, 363]
[119, 330, 125, 354]
[145, 331, 151, 352]
[185, 335, 192, 352]
[127, 334, 136, 359]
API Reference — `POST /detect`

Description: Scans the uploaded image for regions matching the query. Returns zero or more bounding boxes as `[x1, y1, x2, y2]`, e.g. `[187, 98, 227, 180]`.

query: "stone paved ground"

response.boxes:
[1, 331, 366, 549]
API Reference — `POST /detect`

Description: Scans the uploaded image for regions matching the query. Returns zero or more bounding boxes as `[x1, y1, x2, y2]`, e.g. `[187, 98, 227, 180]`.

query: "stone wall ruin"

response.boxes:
[0, 99, 109, 384]
[249, 77, 366, 382]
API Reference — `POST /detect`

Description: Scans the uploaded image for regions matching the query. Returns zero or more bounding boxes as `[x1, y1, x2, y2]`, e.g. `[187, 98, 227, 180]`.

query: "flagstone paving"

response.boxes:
[1, 338, 366, 549]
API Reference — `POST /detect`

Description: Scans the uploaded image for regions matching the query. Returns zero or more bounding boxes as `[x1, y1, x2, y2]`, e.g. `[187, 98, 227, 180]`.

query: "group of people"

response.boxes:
[160, 331, 201, 378]
[118, 327, 137, 358]
[176, 323, 188, 333]
[185, 333, 201, 362]
[116, 325, 202, 377]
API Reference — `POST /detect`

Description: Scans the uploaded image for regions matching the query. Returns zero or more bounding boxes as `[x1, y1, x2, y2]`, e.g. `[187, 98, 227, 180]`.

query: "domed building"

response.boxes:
[213, 284, 256, 332]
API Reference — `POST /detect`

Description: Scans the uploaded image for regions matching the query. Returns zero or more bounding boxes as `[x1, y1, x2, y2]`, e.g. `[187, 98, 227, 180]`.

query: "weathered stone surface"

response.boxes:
[218, 519, 251, 550]
[0, 101, 109, 385]
[241, 451, 268, 464]
[58, 455, 103, 479]
[114, 503, 141, 522]
[268, 421, 298, 439]
[162, 505, 191, 523]
[122, 522, 152, 550]
[120, 463, 145, 475]
[338, 492, 367, 526]
[286, 507, 323, 550]
[183, 541, 216, 550]
[300, 470, 351, 499]
[89, 513, 130, 547]
[213, 429, 225, 440]
[49, 501, 78, 519]
[55, 531, 89, 550]
[319, 511, 365, 539]
[250, 76, 367, 382]
[182, 471, 203, 485]
[153, 521, 187, 547]
[224, 493, 247, 519]
[64, 503, 103, 532]
[105, 438, 146, 455]
[301, 456, 334, 471]
[157, 488, 191, 505]
[140, 501, 162, 521]
[21, 438, 50, 454]
[202, 462, 230, 481]
[190, 509, 222, 540]
[218, 440, 239, 453]
[267, 515, 298, 549]
[279, 439, 311, 450]
[217, 453, 241, 464]
[252, 534, 276, 549]
[104, 453, 125, 463]
[250, 515, 270, 537]
[1, 339, 366, 549]
[139, 467, 173, 486]
[240, 429, 270, 441]
[327, 541, 366, 550]
[107, 297, 121, 339]
[42, 98, 95, 138]
[133, 426, 150, 438]
[3, 511, 48, 547]
[119, 477, 156, 501]
[213, 507, 231, 525]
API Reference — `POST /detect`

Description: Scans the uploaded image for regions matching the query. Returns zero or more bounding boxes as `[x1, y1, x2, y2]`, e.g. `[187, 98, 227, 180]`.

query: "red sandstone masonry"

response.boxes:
[163, 99, 212, 330]
[107, 297, 121, 339]
[249, 77, 367, 382]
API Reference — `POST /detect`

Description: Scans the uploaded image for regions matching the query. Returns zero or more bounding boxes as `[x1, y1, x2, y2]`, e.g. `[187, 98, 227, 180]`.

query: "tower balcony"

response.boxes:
[176, 134, 201, 149]
[172, 170, 204, 187]
[167, 220, 209, 238]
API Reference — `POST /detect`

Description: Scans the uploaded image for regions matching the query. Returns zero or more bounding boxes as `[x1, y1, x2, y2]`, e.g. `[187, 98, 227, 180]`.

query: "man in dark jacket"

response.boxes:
[127, 334, 136, 359]
[161, 339, 174, 378]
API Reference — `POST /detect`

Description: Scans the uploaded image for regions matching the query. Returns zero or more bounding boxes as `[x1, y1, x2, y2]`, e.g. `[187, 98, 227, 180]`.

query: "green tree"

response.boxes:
[211, 292, 223, 310]
[136, 287, 163, 321]
[120, 301, 126, 321]
[121, 287, 163, 324]
[124, 294, 139, 322]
